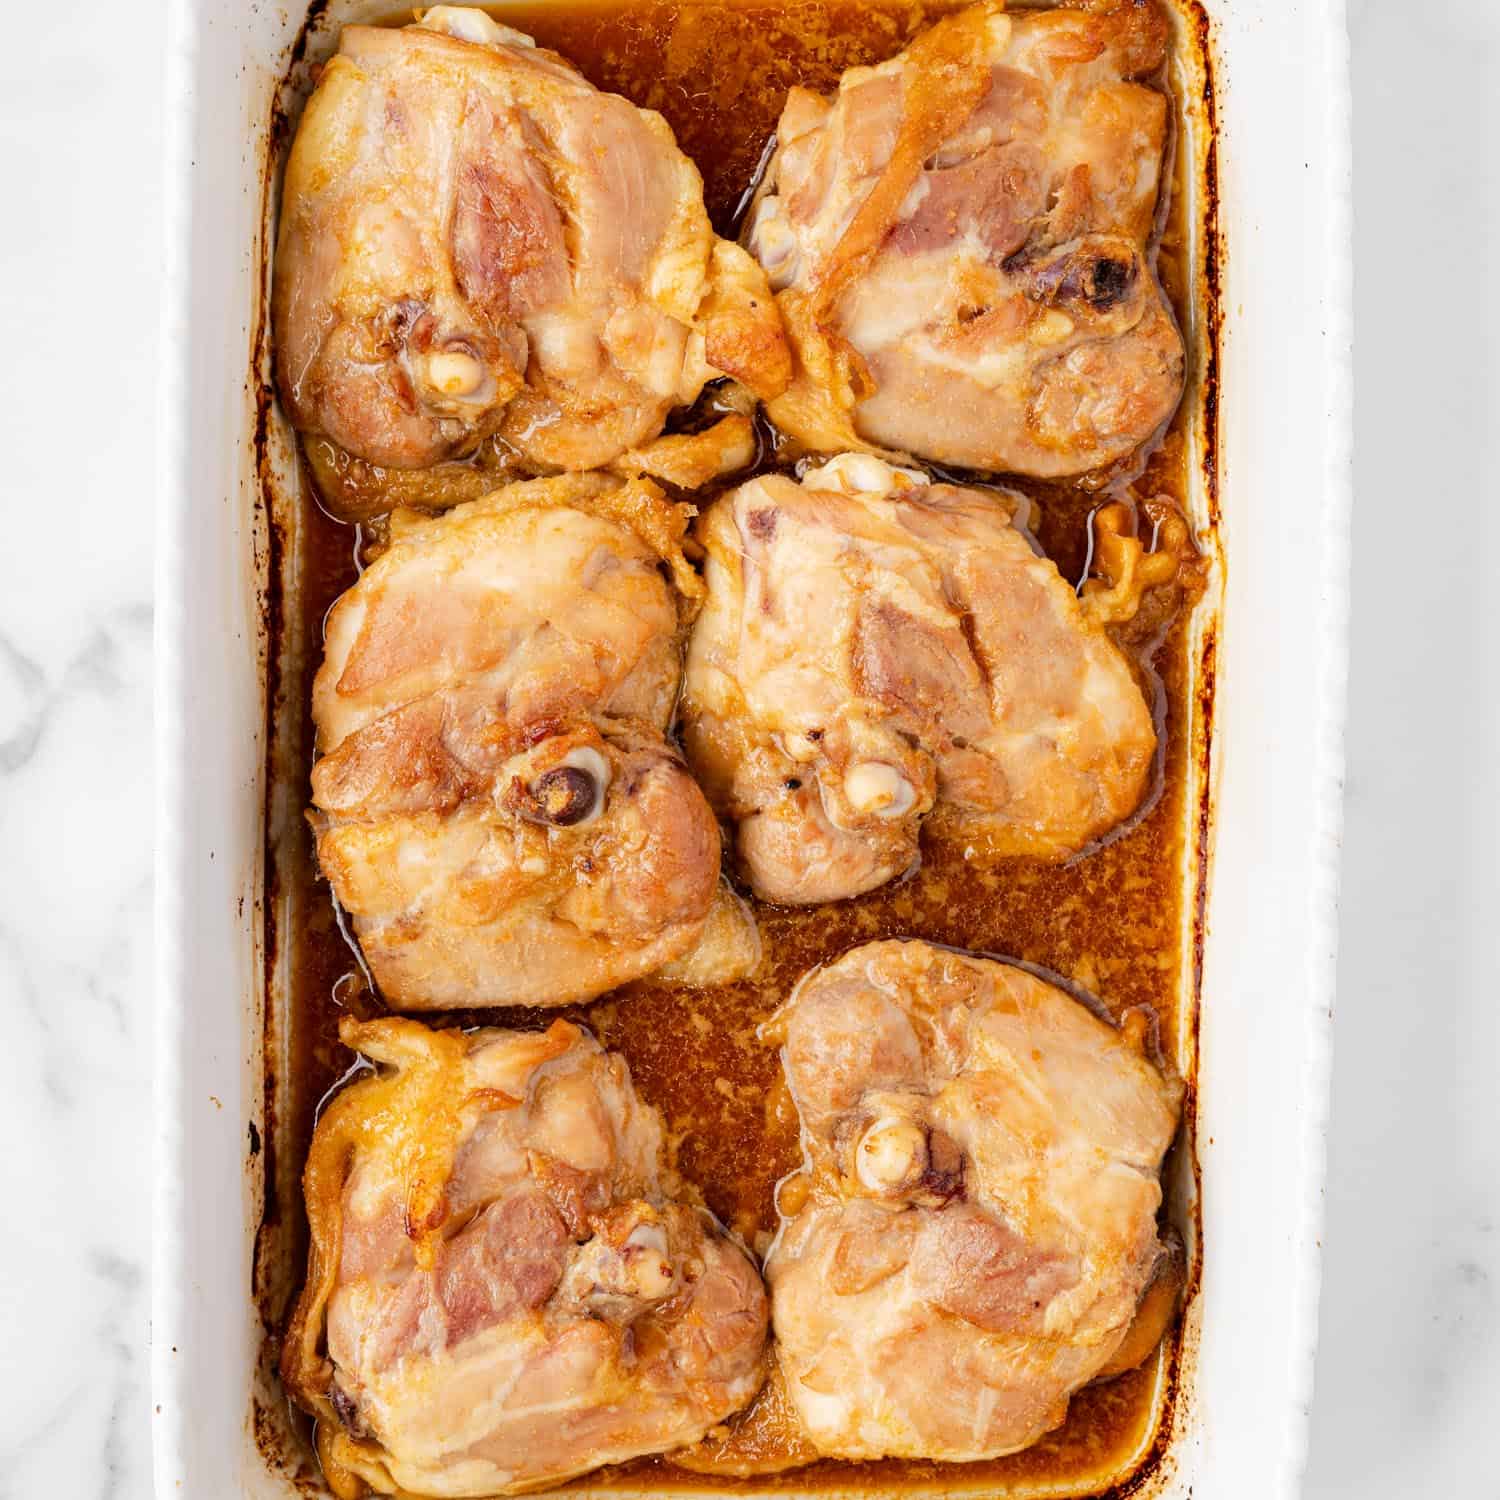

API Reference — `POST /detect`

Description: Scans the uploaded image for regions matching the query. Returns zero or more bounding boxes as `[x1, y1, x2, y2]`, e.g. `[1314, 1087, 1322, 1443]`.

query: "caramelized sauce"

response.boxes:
[258, 3, 1216, 1495]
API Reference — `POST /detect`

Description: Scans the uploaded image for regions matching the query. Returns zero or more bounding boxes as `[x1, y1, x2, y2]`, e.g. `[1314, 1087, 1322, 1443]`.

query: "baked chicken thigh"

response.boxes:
[747, 0, 1183, 476]
[680, 455, 1159, 905]
[283, 1017, 769, 1497]
[311, 474, 756, 1008]
[274, 6, 788, 513]
[763, 939, 1180, 1461]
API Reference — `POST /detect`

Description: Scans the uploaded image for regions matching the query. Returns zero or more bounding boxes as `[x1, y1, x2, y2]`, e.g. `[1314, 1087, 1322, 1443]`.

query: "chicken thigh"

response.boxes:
[282, 1017, 769, 1498]
[747, 0, 1183, 476]
[274, 6, 789, 513]
[763, 939, 1180, 1461]
[680, 455, 1159, 905]
[311, 473, 756, 1008]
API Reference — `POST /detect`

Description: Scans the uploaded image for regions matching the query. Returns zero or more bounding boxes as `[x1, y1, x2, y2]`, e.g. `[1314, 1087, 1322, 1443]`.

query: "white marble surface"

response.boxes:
[0, 0, 1492, 1496]
[0, 1, 159, 1496]
[1302, 1, 1500, 1494]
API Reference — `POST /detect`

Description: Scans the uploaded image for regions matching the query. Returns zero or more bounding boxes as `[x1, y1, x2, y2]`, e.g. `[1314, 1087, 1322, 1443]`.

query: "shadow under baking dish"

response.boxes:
[248, 2, 1223, 1496]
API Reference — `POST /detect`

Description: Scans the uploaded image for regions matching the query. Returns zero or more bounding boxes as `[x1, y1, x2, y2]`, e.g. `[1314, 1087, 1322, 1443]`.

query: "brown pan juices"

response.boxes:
[255, 2, 1219, 1494]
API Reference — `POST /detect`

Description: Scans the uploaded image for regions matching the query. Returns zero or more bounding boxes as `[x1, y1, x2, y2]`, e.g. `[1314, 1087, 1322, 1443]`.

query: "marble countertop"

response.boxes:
[0, 0, 1493, 1495]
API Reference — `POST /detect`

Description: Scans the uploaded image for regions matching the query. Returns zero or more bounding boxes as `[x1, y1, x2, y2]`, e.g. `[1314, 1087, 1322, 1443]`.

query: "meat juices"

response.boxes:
[747, 0, 1184, 476]
[281, 1018, 769, 1497]
[764, 939, 1180, 1461]
[273, 6, 788, 514]
[270, 0, 1202, 1488]
[309, 473, 756, 1009]
[681, 454, 1158, 904]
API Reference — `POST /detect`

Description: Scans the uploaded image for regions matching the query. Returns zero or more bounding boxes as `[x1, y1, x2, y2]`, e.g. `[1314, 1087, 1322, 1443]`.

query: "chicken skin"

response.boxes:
[274, 6, 789, 512]
[282, 1017, 769, 1498]
[763, 940, 1180, 1462]
[747, 0, 1183, 476]
[680, 455, 1158, 905]
[310, 473, 756, 1009]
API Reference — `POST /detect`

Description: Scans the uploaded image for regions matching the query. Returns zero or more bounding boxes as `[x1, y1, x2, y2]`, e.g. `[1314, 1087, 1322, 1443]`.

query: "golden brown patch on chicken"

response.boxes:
[680, 456, 1159, 904]
[282, 1017, 769, 1498]
[610, 414, 759, 493]
[273, 7, 788, 516]
[303, 409, 763, 525]
[1093, 1231, 1185, 1381]
[746, 0, 1183, 476]
[310, 474, 756, 1008]
[761, 940, 1180, 1462]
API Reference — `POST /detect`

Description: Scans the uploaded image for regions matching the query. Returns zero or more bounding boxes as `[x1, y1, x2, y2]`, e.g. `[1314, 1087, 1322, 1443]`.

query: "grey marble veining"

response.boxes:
[0, 1, 1495, 1498]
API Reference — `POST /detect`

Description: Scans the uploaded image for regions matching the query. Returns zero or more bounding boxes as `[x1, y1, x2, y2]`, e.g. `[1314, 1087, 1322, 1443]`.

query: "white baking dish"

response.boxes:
[153, 0, 1352, 1495]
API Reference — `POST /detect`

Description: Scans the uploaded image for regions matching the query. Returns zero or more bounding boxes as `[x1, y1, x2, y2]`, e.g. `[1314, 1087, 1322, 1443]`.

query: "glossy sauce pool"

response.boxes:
[256, 3, 1215, 1495]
